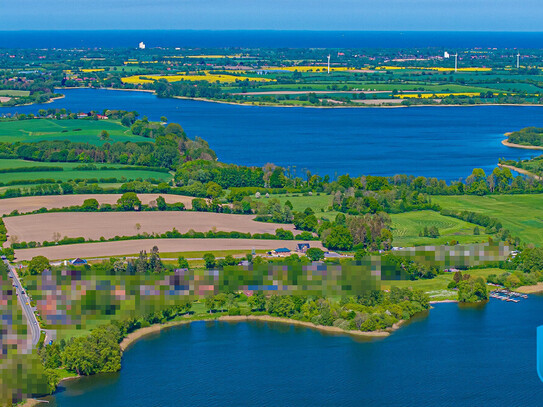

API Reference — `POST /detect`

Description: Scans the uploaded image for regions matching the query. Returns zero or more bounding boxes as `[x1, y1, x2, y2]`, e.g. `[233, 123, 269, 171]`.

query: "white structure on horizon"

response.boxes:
[517, 52, 520, 69]
[138, 42, 146, 50]
[327, 54, 331, 74]
[444, 51, 458, 73]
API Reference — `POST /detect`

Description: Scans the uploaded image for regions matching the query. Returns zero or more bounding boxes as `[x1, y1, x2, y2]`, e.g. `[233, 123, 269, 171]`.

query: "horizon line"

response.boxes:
[1, 29, 543, 33]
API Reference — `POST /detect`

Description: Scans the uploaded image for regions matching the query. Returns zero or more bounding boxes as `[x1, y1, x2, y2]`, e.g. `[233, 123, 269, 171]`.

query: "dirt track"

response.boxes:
[0, 194, 197, 215]
[4, 211, 297, 244]
[13, 238, 322, 261]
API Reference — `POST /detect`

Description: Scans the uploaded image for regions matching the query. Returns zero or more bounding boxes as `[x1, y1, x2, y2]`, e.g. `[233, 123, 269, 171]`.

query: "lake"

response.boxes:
[49, 299, 543, 406]
[1, 88, 542, 181]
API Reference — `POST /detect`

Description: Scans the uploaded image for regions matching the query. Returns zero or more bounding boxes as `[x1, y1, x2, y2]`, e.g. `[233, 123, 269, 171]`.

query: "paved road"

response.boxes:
[5, 260, 41, 348]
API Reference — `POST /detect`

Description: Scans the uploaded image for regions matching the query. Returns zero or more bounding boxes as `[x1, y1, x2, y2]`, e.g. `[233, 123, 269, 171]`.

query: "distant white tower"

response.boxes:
[138, 42, 146, 50]
[517, 52, 520, 69]
[327, 55, 331, 74]
[444, 51, 457, 72]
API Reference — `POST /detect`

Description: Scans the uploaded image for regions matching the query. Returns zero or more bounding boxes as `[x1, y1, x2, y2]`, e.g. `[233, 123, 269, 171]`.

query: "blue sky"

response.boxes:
[0, 0, 541, 31]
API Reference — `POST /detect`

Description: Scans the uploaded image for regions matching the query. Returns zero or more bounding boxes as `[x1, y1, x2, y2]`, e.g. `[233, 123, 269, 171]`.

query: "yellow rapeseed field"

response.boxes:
[398, 92, 494, 99]
[121, 73, 275, 84]
[264, 66, 354, 72]
[80, 68, 105, 73]
[123, 61, 159, 65]
[184, 55, 243, 59]
[376, 66, 492, 72]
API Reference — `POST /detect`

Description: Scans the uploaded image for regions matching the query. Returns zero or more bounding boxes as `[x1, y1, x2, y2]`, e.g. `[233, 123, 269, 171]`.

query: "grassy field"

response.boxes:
[0, 90, 30, 97]
[0, 159, 171, 184]
[432, 194, 543, 245]
[381, 268, 501, 301]
[272, 193, 338, 219]
[0, 119, 150, 145]
[390, 210, 490, 247]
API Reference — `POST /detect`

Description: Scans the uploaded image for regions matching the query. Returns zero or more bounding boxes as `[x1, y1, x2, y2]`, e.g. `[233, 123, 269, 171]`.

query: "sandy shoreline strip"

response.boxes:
[498, 164, 541, 180]
[501, 138, 543, 151]
[516, 282, 543, 294]
[429, 299, 458, 304]
[119, 315, 394, 351]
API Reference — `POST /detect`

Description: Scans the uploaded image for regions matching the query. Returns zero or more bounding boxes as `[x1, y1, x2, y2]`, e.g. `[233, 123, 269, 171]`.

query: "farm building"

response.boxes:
[271, 248, 291, 257]
[70, 258, 88, 265]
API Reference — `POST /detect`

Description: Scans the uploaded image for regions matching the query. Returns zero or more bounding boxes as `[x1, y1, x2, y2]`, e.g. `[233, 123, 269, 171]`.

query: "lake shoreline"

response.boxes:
[53, 87, 543, 109]
[516, 282, 543, 293]
[501, 137, 543, 151]
[497, 163, 541, 180]
[119, 314, 398, 351]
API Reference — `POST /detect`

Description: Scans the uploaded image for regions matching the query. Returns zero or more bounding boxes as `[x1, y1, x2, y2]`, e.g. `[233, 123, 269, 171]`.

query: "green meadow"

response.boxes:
[381, 268, 501, 300]
[432, 194, 543, 245]
[389, 210, 490, 247]
[0, 89, 31, 97]
[0, 159, 172, 185]
[273, 193, 338, 218]
[0, 119, 150, 145]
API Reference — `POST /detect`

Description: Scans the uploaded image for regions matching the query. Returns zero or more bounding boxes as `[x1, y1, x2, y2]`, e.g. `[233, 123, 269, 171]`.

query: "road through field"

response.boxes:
[13, 238, 322, 261]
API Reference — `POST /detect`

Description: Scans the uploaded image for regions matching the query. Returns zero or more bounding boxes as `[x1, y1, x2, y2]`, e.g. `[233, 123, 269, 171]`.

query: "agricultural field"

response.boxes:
[0, 193, 195, 215]
[0, 119, 150, 144]
[432, 194, 543, 245]
[0, 89, 30, 97]
[0, 159, 171, 185]
[121, 72, 275, 84]
[13, 238, 320, 261]
[3, 211, 299, 244]
[389, 210, 490, 247]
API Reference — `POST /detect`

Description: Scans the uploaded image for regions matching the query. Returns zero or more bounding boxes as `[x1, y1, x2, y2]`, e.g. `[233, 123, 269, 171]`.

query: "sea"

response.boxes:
[0, 31, 543, 49]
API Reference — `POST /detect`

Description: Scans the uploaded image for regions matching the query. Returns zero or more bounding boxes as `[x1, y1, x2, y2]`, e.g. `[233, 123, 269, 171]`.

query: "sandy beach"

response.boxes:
[516, 282, 543, 294]
[501, 138, 543, 150]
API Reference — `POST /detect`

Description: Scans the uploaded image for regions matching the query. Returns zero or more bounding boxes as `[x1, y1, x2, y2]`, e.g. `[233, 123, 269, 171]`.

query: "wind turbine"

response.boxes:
[327, 54, 331, 74]
[517, 52, 520, 69]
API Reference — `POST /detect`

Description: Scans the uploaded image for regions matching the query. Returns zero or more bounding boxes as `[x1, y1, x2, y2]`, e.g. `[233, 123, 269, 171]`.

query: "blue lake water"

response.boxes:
[49, 299, 543, 407]
[0, 88, 541, 181]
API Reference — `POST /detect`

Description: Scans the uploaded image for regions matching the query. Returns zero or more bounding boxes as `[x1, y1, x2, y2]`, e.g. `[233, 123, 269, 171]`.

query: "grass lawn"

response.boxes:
[272, 193, 338, 219]
[381, 268, 502, 301]
[432, 194, 543, 245]
[390, 210, 490, 247]
[0, 159, 172, 184]
[0, 118, 150, 145]
[0, 90, 30, 97]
